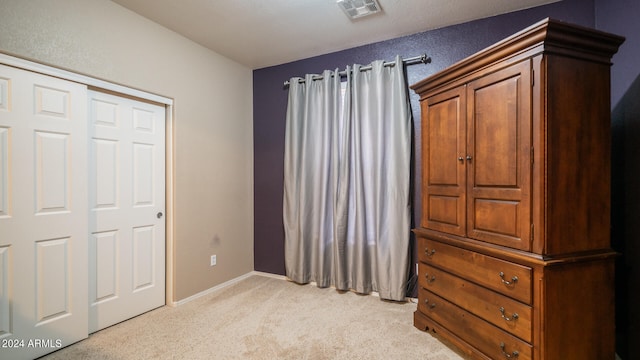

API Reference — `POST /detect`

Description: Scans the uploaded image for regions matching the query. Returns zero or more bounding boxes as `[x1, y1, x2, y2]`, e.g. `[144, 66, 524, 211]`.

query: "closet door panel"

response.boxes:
[0, 246, 9, 336]
[0, 64, 88, 360]
[88, 90, 165, 333]
[0, 126, 8, 217]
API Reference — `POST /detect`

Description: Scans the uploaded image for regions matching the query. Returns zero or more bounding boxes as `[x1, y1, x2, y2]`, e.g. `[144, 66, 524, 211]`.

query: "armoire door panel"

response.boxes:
[422, 86, 466, 235]
[473, 199, 519, 237]
[427, 98, 461, 185]
[467, 60, 531, 250]
[427, 195, 461, 226]
[472, 77, 518, 187]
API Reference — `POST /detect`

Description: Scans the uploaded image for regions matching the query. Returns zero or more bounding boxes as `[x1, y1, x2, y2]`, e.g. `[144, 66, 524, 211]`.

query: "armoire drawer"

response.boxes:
[418, 288, 533, 360]
[418, 262, 532, 342]
[418, 237, 532, 304]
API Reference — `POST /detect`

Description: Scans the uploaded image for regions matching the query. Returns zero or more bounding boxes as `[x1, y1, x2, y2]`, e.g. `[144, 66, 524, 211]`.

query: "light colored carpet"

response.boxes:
[41, 275, 466, 359]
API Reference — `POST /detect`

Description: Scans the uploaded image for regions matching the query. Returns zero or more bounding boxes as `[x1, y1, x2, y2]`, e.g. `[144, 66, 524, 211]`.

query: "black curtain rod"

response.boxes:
[283, 54, 430, 87]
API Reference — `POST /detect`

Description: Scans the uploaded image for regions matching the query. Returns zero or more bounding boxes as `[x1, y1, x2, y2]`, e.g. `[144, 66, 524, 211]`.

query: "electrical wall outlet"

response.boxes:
[210, 255, 217, 266]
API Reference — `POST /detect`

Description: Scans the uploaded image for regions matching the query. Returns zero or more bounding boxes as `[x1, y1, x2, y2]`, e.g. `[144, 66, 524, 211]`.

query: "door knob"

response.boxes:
[466, 155, 473, 161]
[157, 212, 163, 219]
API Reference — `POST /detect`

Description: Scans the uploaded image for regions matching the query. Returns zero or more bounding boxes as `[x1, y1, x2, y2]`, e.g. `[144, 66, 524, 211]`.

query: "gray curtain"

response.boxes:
[283, 56, 411, 301]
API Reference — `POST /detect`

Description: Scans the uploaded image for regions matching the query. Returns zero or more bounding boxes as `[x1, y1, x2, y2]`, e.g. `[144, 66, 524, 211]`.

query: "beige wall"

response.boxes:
[0, 0, 254, 301]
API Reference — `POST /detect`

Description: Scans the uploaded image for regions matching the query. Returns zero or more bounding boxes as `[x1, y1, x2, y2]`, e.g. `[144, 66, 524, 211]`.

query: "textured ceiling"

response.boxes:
[111, 0, 558, 69]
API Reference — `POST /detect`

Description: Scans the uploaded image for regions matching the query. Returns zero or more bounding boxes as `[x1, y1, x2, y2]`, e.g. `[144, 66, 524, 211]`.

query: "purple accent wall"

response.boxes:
[253, 0, 637, 355]
[597, 1, 640, 358]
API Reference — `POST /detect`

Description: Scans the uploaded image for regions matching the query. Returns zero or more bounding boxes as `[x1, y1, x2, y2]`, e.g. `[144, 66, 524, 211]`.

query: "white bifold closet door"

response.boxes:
[0, 63, 166, 359]
[0, 64, 89, 359]
[88, 90, 165, 333]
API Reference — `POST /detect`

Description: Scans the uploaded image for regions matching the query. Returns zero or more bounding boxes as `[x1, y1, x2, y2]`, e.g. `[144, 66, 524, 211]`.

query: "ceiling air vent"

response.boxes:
[337, 0, 382, 20]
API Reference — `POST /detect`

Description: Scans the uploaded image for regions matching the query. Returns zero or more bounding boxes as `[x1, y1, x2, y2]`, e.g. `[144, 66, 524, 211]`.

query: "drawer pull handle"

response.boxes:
[424, 248, 436, 256]
[499, 342, 519, 358]
[499, 307, 519, 321]
[424, 299, 436, 309]
[499, 272, 518, 286]
[424, 273, 436, 283]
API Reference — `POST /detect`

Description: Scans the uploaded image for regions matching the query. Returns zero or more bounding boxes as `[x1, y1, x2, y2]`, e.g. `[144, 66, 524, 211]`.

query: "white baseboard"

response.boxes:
[172, 270, 416, 306]
[251, 271, 288, 281]
[171, 271, 290, 307]
[171, 271, 255, 306]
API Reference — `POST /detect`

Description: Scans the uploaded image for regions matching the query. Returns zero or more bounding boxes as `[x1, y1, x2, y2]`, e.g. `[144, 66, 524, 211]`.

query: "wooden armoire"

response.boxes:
[411, 19, 624, 360]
